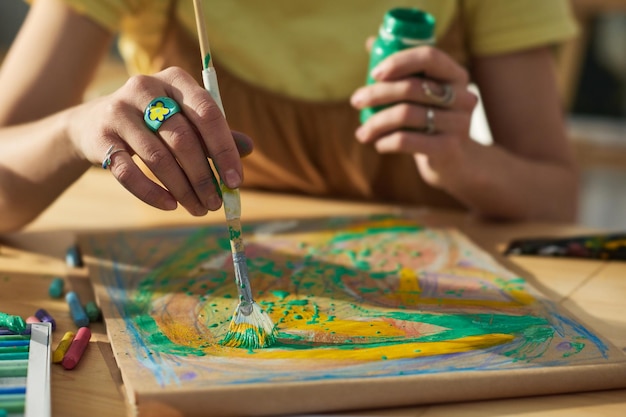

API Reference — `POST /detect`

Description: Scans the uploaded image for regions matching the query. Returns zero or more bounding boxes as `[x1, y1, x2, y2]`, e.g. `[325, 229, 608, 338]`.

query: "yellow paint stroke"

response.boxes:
[217, 334, 515, 361]
[156, 319, 207, 348]
[397, 267, 421, 306]
[278, 306, 405, 338]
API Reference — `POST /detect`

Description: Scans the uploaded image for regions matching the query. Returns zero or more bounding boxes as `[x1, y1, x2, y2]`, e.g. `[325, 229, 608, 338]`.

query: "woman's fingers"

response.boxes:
[104, 145, 179, 212]
[82, 67, 256, 216]
[232, 131, 254, 157]
[113, 112, 211, 216]
[351, 45, 479, 160]
[154, 109, 222, 211]
[113, 67, 256, 215]
[352, 77, 477, 112]
[356, 104, 472, 143]
[158, 67, 244, 190]
[370, 46, 469, 85]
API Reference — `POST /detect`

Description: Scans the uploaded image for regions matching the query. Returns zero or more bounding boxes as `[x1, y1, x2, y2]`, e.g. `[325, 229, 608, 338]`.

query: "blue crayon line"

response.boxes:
[0, 340, 29, 347]
[0, 386, 26, 395]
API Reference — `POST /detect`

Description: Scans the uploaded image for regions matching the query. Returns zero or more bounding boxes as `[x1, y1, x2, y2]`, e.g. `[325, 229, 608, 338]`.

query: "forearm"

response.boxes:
[463, 48, 579, 222]
[446, 141, 579, 222]
[0, 109, 90, 232]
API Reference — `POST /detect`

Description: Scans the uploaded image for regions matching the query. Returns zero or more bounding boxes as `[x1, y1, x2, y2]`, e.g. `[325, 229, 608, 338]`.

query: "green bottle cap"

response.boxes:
[382, 8, 435, 40]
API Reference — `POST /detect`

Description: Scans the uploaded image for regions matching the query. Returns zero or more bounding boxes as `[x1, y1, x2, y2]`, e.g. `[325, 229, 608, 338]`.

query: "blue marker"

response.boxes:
[65, 292, 89, 327]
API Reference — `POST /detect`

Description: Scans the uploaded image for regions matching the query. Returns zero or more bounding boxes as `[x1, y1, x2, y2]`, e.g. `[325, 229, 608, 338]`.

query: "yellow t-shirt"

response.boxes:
[26, 0, 579, 207]
[49, 0, 577, 101]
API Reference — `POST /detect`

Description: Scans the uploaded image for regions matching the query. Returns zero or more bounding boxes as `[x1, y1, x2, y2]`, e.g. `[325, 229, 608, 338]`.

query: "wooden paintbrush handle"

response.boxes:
[226, 218, 245, 253]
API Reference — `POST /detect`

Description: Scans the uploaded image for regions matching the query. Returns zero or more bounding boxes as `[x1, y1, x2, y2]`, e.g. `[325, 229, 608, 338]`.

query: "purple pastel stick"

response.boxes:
[34, 308, 56, 331]
[0, 324, 31, 335]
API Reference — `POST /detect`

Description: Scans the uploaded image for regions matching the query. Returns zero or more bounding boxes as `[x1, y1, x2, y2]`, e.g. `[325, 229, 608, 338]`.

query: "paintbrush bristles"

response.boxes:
[222, 303, 278, 349]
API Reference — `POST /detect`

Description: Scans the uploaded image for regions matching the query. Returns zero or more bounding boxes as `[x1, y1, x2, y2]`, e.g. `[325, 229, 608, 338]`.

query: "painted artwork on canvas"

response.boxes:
[81, 215, 626, 415]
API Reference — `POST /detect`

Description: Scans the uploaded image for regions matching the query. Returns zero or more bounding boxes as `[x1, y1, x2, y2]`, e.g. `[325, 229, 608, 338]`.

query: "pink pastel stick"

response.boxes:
[61, 326, 91, 370]
[25, 316, 41, 324]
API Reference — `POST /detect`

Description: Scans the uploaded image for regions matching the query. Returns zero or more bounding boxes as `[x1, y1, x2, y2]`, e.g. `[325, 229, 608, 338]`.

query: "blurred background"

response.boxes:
[1, 1, 625, 230]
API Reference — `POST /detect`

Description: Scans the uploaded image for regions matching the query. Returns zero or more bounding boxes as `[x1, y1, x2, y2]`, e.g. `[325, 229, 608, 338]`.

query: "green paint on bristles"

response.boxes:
[219, 302, 278, 349]
[203, 53, 211, 70]
[221, 325, 277, 350]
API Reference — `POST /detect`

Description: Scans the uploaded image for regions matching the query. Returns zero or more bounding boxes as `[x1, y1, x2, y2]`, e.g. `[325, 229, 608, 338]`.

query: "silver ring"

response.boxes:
[425, 108, 435, 134]
[102, 145, 128, 169]
[422, 81, 455, 106]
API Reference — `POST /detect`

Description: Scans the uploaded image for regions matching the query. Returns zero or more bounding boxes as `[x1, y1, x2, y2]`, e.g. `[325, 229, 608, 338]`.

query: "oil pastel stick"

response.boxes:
[0, 335, 29, 341]
[0, 386, 26, 395]
[0, 362, 28, 377]
[0, 346, 29, 354]
[65, 292, 89, 327]
[0, 340, 29, 347]
[0, 359, 28, 369]
[65, 245, 83, 268]
[34, 308, 56, 331]
[0, 327, 30, 336]
[0, 352, 29, 361]
[52, 331, 75, 364]
[0, 394, 26, 413]
[85, 301, 101, 322]
[25, 316, 40, 324]
[0, 313, 26, 334]
[61, 326, 91, 370]
[48, 277, 65, 298]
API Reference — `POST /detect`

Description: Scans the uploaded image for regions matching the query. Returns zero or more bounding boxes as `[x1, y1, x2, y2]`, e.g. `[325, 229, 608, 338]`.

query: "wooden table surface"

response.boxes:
[1, 167, 625, 417]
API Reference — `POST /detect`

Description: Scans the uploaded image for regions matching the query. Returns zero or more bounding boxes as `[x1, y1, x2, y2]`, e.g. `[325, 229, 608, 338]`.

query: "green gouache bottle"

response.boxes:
[360, 8, 436, 123]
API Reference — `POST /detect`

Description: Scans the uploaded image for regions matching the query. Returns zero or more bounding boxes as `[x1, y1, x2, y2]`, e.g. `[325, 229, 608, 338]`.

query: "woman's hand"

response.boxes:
[351, 44, 579, 222]
[350, 46, 478, 192]
[67, 67, 253, 216]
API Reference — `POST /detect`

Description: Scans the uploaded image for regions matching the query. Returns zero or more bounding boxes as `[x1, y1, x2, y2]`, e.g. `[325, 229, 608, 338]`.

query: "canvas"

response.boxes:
[80, 215, 626, 416]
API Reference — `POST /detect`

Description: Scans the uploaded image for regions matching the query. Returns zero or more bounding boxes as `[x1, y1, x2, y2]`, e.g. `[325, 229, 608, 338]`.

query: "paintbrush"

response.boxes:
[192, 0, 277, 349]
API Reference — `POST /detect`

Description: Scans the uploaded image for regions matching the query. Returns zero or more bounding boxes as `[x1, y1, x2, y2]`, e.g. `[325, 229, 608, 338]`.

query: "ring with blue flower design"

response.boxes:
[143, 96, 181, 132]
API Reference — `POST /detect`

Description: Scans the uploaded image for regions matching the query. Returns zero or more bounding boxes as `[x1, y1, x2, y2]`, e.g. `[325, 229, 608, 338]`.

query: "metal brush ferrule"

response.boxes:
[232, 252, 254, 306]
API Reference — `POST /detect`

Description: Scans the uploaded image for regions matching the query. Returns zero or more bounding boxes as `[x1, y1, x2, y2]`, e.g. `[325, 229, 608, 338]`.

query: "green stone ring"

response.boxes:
[143, 96, 181, 132]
